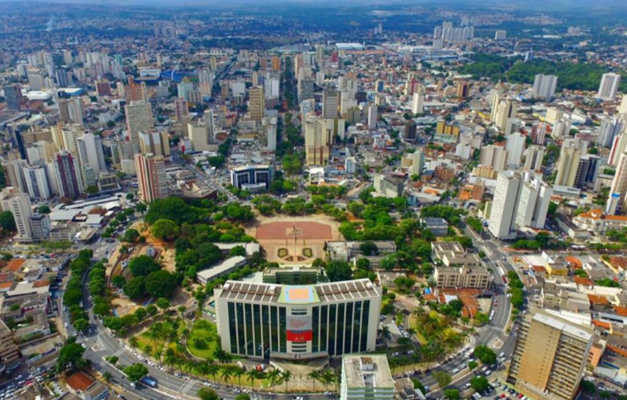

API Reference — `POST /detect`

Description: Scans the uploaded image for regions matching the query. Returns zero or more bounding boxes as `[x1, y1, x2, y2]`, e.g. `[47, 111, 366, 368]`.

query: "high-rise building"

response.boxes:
[304, 116, 332, 166]
[322, 87, 339, 119]
[52, 151, 83, 199]
[480, 145, 508, 171]
[174, 97, 189, 122]
[609, 133, 627, 166]
[606, 150, 627, 215]
[597, 73, 621, 100]
[135, 153, 168, 203]
[618, 94, 627, 115]
[411, 91, 424, 114]
[494, 30, 507, 40]
[554, 144, 581, 188]
[597, 117, 624, 148]
[411, 149, 425, 176]
[489, 171, 551, 239]
[298, 77, 314, 102]
[249, 86, 265, 122]
[505, 131, 526, 167]
[532, 74, 558, 99]
[0, 190, 33, 241]
[574, 155, 600, 189]
[492, 100, 517, 131]
[24, 165, 51, 200]
[367, 105, 377, 129]
[522, 146, 544, 173]
[404, 120, 417, 141]
[507, 311, 594, 400]
[4, 84, 24, 111]
[125, 101, 154, 149]
[139, 131, 171, 158]
[188, 122, 211, 152]
[77, 133, 106, 175]
[340, 355, 395, 400]
[456, 81, 470, 98]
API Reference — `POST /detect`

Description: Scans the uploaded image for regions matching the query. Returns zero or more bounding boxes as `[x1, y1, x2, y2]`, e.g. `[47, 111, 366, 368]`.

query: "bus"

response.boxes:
[140, 376, 158, 388]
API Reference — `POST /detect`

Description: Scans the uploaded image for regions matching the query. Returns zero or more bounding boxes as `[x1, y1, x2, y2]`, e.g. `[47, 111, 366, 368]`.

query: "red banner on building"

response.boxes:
[286, 330, 312, 342]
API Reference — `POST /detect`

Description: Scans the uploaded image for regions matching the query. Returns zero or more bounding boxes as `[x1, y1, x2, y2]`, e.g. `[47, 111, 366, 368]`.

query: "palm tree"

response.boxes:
[267, 369, 282, 388]
[407, 327, 417, 338]
[281, 370, 292, 391]
[145, 344, 153, 356]
[164, 348, 176, 370]
[145, 328, 159, 347]
[321, 369, 336, 389]
[233, 367, 245, 386]
[103, 371, 112, 382]
[129, 336, 139, 349]
[208, 363, 220, 383]
[308, 371, 321, 391]
[246, 369, 258, 388]
[379, 326, 391, 341]
[221, 367, 234, 386]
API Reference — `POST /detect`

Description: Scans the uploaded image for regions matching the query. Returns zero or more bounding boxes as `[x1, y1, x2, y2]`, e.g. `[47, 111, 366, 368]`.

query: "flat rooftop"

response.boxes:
[343, 354, 395, 389]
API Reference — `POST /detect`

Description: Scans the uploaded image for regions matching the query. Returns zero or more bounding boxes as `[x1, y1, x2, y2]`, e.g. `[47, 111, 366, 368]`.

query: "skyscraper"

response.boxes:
[52, 151, 83, 199]
[523, 145, 545, 172]
[24, 165, 51, 200]
[322, 87, 339, 119]
[77, 132, 106, 175]
[532, 74, 558, 99]
[606, 150, 627, 215]
[411, 91, 424, 114]
[188, 122, 211, 152]
[505, 131, 526, 168]
[554, 144, 581, 187]
[367, 105, 378, 129]
[3, 84, 24, 111]
[404, 120, 417, 141]
[597, 73, 621, 100]
[304, 116, 332, 166]
[125, 101, 154, 149]
[139, 131, 171, 158]
[0, 190, 33, 241]
[597, 117, 624, 148]
[488, 171, 551, 239]
[507, 311, 594, 400]
[411, 149, 425, 176]
[492, 100, 517, 131]
[174, 97, 189, 122]
[249, 86, 265, 122]
[480, 145, 508, 171]
[135, 153, 168, 203]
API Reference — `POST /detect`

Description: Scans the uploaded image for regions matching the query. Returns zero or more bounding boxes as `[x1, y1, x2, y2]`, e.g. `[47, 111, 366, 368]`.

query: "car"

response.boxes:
[453, 368, 460, 374]
[81, 343, 87, 349]
[64, 322, 69, 328]
[485, 370, 491, 375]
[465, 383, 472, 389]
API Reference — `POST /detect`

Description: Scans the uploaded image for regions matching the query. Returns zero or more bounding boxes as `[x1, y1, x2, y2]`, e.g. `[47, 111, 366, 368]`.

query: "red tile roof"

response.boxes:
[66, 371, 94, 392]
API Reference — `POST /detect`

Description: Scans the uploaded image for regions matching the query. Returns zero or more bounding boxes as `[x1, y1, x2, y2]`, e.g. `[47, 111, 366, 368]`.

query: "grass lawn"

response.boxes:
[187, 318, 219, 359]
[137, 332, 165, 358]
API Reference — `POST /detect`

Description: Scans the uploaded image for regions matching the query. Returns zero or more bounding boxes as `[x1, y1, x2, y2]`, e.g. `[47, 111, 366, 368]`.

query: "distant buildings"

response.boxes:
[135, 153, 168, 203]
[304, 116, 332, 166]
[507, 311, 594, 400]
[489, 171, 552, 239]
[125, 101, 154, 149]
[532, 74, 558, 99]
[373, 174, 404, 198]
[494, 30, 507, 40]
[249, 86, 265, 122]
[434, 265, 492, 289]
[597, 73, 621, 100]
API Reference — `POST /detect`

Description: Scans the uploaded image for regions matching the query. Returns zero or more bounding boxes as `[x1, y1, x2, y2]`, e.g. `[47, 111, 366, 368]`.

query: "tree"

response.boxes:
[38, 205, 51, 214]
[580, 380, 595, 393]
[235, 394, 250, 400]
[325, 260, 352, 282]
[151, 219, 180, 241]
[468, 361, 478, 370]
[129, 255, 162, 277]
[112, 275, 126, 289]
[56, 342, 87, 373]
[129, 336, 139, 348]
[123, 228, 140, 243]
[198, 388, 219, 400]
[473, 345, 497, 365]
[125, 277, 146, 299]
[156, 298, 170, 310]
[73, 318, 89, 332]
[359, 241, 379, 256]
[281, 370, 292, 391]
[103, 371, 112, 382]
[470, 376, 489, 392]
[124, 363, 149, 382]
[444, 389, 459, 400]
[145, 270, 178, 298]
[433, 371, 451, 388]
[0, 211, 16, 232]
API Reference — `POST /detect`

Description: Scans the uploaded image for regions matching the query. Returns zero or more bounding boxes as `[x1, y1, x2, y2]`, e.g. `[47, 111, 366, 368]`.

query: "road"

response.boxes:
[417, 224, 522, 396]
[58, 239, 334, 400]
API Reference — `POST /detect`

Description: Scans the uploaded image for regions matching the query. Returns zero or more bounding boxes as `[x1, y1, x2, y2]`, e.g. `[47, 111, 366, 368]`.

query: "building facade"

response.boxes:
[340, 355, 395, 400]
[135, 153, 168, 203]
[507, 311, 594, 400]
[214, 279, 382, 360]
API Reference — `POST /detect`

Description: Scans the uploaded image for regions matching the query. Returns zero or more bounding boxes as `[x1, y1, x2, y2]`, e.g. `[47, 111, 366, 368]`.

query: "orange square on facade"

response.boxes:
[288, 288, 310, 300]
